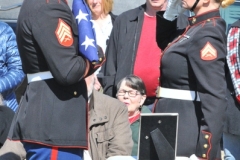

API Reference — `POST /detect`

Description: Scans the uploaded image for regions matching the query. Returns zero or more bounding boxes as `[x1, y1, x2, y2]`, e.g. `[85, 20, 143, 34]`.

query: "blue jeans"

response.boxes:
[23, 142, 83, 160]
[223, 132, 240, 160]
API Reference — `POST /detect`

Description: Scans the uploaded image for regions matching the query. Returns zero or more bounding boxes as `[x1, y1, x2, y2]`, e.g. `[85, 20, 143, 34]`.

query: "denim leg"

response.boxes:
[223, 132, 240, 160]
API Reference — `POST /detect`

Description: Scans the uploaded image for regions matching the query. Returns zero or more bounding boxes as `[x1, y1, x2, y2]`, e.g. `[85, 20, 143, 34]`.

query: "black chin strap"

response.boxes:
[190, 0, 200, 11]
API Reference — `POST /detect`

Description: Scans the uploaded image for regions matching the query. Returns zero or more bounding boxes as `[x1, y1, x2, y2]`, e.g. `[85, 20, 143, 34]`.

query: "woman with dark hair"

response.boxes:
[116, 75, 151, 156]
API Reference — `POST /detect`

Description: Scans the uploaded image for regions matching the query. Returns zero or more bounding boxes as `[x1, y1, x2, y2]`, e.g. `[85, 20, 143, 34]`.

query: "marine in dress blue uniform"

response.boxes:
[155, 10, 227, 159]
[8, 0, 104, 159]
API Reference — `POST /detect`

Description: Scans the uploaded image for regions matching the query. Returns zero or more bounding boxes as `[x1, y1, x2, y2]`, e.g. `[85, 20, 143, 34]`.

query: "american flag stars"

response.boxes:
[75, 9, 96, 51]
[76, 10, 88, 24]
[82, 35, 95, 50]
[72, 0, 98, 62]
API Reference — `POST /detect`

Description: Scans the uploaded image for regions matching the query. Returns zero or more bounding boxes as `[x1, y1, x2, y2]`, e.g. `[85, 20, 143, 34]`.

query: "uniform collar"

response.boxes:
[128, 4, 146, 21]
[188, 9, 220, 26]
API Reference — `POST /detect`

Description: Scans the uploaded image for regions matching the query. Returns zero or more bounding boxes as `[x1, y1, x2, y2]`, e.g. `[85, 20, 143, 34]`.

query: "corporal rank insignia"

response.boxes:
[200, 42, 217, 61]
[55, 19, 73, 47]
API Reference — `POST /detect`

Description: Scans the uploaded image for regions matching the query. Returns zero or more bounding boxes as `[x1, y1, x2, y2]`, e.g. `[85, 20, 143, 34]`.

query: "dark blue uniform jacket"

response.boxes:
[9, 0, 89, 148]
[155, 10, 227, 159]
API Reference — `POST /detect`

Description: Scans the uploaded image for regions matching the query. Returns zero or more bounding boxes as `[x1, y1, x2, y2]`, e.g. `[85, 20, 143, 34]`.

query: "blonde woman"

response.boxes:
[85, 0, 116, 90]
[155, 0, 235, 159]
[85, 0, 115, 53]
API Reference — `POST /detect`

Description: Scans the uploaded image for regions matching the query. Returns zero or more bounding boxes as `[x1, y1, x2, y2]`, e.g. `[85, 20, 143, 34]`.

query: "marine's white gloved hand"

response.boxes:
[189, 154, 200, 160]
[163, 0, 186, 21]
[106, 156, 136, 160]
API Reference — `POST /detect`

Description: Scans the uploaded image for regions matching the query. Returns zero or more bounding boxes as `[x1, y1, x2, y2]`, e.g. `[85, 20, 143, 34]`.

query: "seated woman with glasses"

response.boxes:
[116, 75, 151, 156]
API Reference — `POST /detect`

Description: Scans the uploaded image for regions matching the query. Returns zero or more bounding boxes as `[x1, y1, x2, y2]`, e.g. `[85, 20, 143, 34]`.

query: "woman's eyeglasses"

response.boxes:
[117, 90, 140, 97]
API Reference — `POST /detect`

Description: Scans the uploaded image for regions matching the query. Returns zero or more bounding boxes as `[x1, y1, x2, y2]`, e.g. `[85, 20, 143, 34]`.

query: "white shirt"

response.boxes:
[92, 14, 113, 75]
[93, 14, 113, 53]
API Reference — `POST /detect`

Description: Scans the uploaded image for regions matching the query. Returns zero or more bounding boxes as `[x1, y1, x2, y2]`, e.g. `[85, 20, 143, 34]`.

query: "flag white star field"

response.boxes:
[72, 0, 98, 62]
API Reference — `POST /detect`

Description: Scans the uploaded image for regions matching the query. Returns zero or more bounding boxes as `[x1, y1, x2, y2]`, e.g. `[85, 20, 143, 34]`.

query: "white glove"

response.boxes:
[175, 154, 199, 160]
[106, 156, 136, 160]
[163, 0, 186, 21]
[189, 154, 199, 160]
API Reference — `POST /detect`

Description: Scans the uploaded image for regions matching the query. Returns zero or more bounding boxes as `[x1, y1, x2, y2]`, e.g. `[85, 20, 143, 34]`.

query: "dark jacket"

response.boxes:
[155, 10, 227, 159]
[0, 105, 14, 147]
[109, 12, 117, 24]
[224, 19, 240, 136]
[101, 4, 188, 97]
[89, 90, 133, 160]
[8, 0, 89, 148]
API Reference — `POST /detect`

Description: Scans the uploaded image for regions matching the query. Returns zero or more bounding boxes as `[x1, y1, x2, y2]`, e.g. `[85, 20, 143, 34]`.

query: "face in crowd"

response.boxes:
[181, 0, 235, 14]
[116, 76, 146, 117]
[146, 0, 168, 11]
[86, 0, 103, 17]
[85, 0, 113, 18]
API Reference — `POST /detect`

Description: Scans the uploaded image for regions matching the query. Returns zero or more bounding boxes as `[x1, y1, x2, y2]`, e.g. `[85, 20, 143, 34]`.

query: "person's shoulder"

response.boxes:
[120, 6, 141, 15]
[177, 13, 189, 29]
[141, 106, 151, 113]
[208, 18, 226, 38]
[109, 12, 117, 24]
[0, 22, 15, 39]
[193, 17, 226, 39]
[95, 91, 126, 110]
[116, 5, 144, 21]
[230, 19, 240, 28]
[0, 21, 9, 27]
[109, 12, 117, 20]
[204, 17, 226, 30]
[0, 105, 15, 117]
[101, 92, 124, 105]
[0, 21, 12, 32]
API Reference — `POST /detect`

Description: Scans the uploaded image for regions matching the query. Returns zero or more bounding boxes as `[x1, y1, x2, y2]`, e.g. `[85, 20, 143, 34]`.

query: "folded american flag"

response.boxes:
[72, 0, 99, 62]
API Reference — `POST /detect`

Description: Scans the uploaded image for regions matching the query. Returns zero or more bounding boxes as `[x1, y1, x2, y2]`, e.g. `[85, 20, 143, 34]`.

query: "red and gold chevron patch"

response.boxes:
[55, 19, 73, 47]
[200, 42, 217, 61]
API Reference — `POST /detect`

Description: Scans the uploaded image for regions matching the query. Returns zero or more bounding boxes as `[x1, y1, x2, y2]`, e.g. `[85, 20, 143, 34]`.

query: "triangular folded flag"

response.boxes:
[72, 0, 99, 62]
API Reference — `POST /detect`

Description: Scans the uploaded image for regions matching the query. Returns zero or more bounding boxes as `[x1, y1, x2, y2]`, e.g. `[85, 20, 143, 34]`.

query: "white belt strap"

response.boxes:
[156, 87, 200, 101]
[27, 71, 53, 83]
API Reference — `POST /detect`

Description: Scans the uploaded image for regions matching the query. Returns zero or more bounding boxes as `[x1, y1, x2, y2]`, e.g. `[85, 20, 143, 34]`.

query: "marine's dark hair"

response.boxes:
[116, 75, 147, 95]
